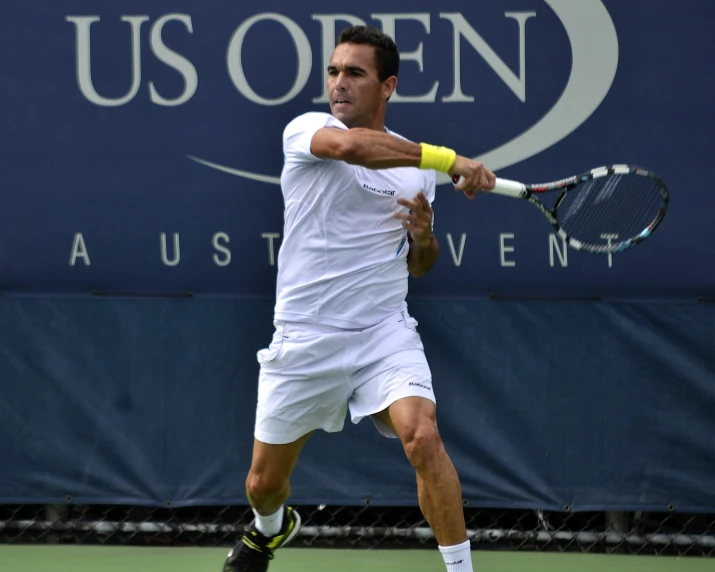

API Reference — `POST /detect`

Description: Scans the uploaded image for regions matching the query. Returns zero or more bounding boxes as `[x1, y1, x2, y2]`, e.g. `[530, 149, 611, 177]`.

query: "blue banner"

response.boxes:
[1, 298, 714, 511]
[0, 0, 712, 299]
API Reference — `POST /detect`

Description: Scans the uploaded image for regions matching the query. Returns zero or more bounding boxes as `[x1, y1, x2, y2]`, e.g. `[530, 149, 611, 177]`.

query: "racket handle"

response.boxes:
[451, 175, 527, 198]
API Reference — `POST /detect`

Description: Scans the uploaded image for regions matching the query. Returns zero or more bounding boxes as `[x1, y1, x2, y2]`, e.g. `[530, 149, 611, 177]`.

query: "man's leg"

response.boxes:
[373, 397, 472, 572]
[232, 319, 350, 571]
[224, 434, 311, 572]
[246, 434, 311, 519]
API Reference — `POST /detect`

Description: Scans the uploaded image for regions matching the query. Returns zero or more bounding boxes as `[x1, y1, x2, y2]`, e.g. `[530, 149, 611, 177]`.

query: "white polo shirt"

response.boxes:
[274, 112, 436, 329]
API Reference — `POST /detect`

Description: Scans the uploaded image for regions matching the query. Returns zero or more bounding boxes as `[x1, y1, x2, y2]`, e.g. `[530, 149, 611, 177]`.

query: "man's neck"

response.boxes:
[344, 122, 385, 132]
[340, 113, 386, 132]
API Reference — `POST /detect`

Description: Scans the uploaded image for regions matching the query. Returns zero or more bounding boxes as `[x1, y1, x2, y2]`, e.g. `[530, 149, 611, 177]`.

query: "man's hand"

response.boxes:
[395, 192, 433, 247]
[449, 156, 497, 200]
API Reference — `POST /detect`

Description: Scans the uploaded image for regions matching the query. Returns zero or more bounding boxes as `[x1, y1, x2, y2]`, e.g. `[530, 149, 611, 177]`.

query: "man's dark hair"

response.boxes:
[337, 26, 399, 82]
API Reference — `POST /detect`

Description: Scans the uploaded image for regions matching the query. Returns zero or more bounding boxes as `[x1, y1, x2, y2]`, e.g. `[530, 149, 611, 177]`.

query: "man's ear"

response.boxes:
[383, 76, 397, 100]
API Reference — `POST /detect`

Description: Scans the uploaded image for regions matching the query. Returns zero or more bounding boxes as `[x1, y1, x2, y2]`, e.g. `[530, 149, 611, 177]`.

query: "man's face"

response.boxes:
[327, 43, 392, 128]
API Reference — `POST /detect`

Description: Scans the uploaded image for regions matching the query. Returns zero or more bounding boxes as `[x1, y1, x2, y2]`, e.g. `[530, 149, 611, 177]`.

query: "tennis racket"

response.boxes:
[453, 165, 669, 254]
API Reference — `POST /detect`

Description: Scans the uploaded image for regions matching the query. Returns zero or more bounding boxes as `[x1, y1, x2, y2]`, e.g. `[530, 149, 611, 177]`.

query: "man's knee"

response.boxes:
[401, 419, 444, 472]
[246, 434, 311, 504]
[245, 468, 289, 502]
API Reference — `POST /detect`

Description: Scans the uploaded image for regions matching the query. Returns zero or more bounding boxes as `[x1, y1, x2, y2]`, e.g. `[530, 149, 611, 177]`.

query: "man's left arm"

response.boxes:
[396, 192, 439, 278]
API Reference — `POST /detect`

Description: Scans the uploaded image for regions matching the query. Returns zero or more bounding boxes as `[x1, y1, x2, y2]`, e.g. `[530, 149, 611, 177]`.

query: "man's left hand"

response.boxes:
[395, 192, 433, 247]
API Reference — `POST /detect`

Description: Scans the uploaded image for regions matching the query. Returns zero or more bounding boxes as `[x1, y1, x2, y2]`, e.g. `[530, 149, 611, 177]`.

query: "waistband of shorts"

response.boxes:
[275, 320, 365, 334]
[274, 309, 410, 334]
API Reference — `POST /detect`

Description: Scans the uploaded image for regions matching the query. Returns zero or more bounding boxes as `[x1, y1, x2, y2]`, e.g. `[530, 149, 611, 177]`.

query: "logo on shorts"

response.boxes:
[409, 382, 431, 391]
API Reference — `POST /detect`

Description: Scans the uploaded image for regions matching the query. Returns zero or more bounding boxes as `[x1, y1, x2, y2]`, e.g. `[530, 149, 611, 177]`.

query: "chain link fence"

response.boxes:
[2, 503, 714, 556]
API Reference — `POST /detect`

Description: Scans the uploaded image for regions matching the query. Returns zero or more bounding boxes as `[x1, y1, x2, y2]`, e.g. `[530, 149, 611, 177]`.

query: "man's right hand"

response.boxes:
[449, 156, 496, 200]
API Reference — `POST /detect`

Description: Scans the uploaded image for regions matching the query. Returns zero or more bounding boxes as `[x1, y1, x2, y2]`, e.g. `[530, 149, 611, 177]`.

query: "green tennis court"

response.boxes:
[1, 546, 714, 572]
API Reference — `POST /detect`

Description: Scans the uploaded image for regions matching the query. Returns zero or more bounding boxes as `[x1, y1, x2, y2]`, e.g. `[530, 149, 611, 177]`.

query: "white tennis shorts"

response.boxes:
[254, 308, 435, 444]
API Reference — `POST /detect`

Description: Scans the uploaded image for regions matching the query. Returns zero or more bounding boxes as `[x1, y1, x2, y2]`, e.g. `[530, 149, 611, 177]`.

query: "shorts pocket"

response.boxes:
[257, 323, 288, 364]
[400, 309, 419, 332]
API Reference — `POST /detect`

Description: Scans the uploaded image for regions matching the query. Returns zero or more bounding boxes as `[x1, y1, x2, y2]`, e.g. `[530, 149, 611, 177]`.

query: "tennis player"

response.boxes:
[224, 25, 496, 572]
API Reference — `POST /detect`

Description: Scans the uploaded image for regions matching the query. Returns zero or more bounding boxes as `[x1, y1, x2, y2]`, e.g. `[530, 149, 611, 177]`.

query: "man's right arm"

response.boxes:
[310, 127, 496, 195]
[311, 127, 422, 169]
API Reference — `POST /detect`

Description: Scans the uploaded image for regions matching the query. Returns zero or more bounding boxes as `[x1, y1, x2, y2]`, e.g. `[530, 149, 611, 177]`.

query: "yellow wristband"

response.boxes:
[419, 143, 457, 173]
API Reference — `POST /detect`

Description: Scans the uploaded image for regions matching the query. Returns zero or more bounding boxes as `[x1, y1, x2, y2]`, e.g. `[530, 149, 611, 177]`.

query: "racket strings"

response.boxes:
[557, 174, 664, 247]
[565, 175, 653, 242]
[583, 175, 661, 243]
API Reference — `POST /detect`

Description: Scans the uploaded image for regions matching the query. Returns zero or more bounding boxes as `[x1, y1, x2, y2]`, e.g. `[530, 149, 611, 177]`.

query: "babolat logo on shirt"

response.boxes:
[363, 183, 395, 196]
[409, 382, 431, 391]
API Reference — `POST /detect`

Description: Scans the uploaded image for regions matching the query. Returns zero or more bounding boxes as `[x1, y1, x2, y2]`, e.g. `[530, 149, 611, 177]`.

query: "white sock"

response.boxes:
[439, 540, 473, 572]
[253, 506, 284, 537]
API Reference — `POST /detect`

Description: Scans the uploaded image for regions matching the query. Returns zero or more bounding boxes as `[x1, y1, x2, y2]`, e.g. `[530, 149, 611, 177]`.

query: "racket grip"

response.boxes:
[451, 175, 528, 198]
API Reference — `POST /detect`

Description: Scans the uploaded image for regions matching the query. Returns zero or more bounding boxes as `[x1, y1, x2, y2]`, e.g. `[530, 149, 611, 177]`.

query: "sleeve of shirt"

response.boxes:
[283, 112, 348, 165]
